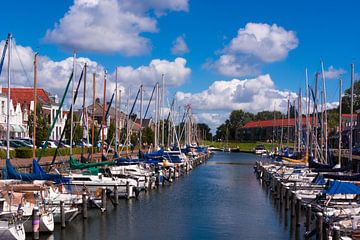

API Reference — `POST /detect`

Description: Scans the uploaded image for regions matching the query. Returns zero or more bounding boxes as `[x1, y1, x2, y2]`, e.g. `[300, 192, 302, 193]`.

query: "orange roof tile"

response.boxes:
[2, 88, 52, 107]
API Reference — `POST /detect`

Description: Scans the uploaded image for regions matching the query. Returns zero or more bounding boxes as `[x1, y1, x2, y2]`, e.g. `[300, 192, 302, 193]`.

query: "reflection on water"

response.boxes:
[38, 153, 297, 240]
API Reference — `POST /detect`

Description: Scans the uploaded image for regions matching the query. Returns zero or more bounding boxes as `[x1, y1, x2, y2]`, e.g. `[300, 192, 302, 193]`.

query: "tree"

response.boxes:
[107, 122, 116, 144]
[196, 123, 212, 141]
[142, 127, 154, 145]
[255, 111, 283, 121]
[28, 104, 49, 147]
[342, 79, 360, 113]
[65, 114, 82, 144]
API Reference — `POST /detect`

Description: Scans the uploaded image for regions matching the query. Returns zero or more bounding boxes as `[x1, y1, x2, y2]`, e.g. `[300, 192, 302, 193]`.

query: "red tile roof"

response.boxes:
[242, 117, 313, 129]
[2, 88, 52, 107]
[342, 114, 357, 117]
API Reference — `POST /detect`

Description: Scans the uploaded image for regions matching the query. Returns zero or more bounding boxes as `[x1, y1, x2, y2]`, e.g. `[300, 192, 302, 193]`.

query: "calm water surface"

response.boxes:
[47, 152, 296, 240]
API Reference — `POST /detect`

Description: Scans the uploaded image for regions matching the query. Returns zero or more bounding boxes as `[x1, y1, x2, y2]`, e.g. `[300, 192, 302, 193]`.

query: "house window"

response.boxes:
[1, 101, 4, 114]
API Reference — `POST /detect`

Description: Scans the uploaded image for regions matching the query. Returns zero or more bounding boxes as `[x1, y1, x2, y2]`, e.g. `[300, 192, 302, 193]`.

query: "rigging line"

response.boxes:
[12, 39, 32, 87]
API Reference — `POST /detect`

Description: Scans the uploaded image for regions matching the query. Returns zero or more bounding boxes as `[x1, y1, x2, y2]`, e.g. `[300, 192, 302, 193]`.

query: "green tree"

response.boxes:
[107, 122, 116, 144]
[28, 104, 49, 147]
[196, 123, 212, 141]
[142, 127, 154, 145]
[255, 111, 283, 121]
[342, 79, 360, 113]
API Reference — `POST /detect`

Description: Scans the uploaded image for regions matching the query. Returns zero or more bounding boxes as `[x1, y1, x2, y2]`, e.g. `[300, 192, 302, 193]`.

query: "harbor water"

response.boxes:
[46, 152, 293, 240]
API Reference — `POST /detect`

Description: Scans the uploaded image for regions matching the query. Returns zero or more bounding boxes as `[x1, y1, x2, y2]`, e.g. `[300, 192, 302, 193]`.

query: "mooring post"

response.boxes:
[295, 196, 301, 226]
[285, 187, 290, 210]
[82, 190, 88, 219]
[306, 204, 312, 231]
[101, 187, 107, 211]
[60, 200, 66, 228]
[332, 226, 340, 240]
[32, 206, 40, 240]
[291, 191, 296, 217]
[126, 181, 131, 200]
[144, 176, 148, 191]
[114, 185, 119, 206]
[279, 182, 283, 202]
[316, 212, 323, 240]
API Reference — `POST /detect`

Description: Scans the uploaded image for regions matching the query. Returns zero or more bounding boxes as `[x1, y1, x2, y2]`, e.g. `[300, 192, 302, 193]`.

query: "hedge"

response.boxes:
[14, 147, 98, 158]
[0, 149, 16, 159]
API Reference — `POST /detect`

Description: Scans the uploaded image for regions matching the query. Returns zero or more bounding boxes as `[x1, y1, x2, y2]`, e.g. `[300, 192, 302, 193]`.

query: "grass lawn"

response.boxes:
[203, 140, 273, 152]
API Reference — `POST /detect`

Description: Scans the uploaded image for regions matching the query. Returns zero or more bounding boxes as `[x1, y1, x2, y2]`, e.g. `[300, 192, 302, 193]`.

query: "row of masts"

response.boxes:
[272, 62, 356, 167]
[2, 33, 199, 163]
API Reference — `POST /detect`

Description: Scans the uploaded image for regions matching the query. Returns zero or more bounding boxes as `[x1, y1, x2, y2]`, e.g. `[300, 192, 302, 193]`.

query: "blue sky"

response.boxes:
[0, 0, 359, 130]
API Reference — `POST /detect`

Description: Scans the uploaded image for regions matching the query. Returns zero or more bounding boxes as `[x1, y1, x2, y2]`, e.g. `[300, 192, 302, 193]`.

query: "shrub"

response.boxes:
[15, 147, 97, 158]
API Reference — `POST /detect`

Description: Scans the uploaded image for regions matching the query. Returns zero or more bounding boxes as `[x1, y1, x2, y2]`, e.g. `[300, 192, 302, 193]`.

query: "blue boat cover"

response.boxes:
[4, 159, 69, 184]
[311, 174, 326, 185]
[323, 180, 360, 195]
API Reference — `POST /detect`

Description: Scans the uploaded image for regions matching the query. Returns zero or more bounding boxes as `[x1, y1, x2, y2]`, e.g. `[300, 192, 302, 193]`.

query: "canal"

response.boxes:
[46, 152, 294, 239]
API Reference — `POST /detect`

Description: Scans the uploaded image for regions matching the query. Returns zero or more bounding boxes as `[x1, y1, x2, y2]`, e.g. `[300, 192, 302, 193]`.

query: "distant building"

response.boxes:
[2, 88, 67, 140]
[239, 117, 310, 141]
[0, 89, 25, 138]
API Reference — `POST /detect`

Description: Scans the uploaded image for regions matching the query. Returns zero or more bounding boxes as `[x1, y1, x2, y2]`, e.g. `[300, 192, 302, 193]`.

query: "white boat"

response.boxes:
[0, 213, 25, 240]
[64, 173, 139, 198]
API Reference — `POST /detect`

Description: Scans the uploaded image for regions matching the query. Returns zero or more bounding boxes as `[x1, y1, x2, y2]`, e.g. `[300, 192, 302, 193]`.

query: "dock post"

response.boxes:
[101, 187, 107, 211]
[60, 200, 66, 228]
[82, 190, 88, 219]
[332, 226, 340, 240]
[279, 182, 283, 203]
[295, 196, 301, 226]
[306, 204, 312, 231]
[285, 187, 290, 210]
[291, 191, 296, 217]
[126, 182, 131, 200]
[32, 206, 40, 240]
[144, 176, 148, 191]
[114, 185, 119, 206]
[316, 212, 323, 240]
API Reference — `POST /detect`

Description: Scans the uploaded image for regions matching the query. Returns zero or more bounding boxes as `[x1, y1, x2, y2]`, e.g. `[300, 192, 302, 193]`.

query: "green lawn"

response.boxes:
[203, 140, 273, 152]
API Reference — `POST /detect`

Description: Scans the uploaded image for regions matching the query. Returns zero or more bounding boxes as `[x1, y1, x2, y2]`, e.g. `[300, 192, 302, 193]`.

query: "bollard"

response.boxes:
[60, 200, 66, 228]
[291, 191, 296, 217]
[316, 212, 323, 240]
[168, 168, 172, 181]
[101, 187, 107, 211]
[144, 176, 148, 191]
[295, 196, 301, 226]
[294, 181, 297, 191]
[126, 182, 131, 200]
[279, 182, 283, 203]
[306, 204, 312, 231]
[114, 185, 119, 206]
[332, 226, 340, 240]
[32, 206, 40, 240]
[285, 187, 290, 210]
[82, 190, 88, 219]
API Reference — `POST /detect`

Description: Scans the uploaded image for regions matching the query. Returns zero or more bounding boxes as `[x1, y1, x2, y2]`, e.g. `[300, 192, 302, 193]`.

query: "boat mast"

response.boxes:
[305, 68, 310, 162]
[350, 63, 354, 163]
[298, 88, 302, 153]
[161, 74, 165, 147]
[101, 71, 107, 159]
[81, 63, 87, 159]
[115, 68, 118, 156]
[338, 79, 342, 168]
[287, 92, 290, 148]
[33, 53, 38, 160]
[272, 104, 275, 153]
[91, 73, 96, 162]
[70, 50, 76, 155]
[321, 60, 328, 162]
[139, 84, 143, 152]
[154, 83, 158, 149]
[293, 99, 297, 152]
[6, 34, 11, 160]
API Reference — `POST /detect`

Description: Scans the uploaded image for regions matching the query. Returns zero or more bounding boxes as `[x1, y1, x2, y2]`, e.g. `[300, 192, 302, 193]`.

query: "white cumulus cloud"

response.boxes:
[0, 39, 191, 110]
[44, 0, 188, 55]
[209, 22, 298, 77]
[324, 65, 345, 79]
[228, 23, 298, 62]
[171, 35, 189, 55]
